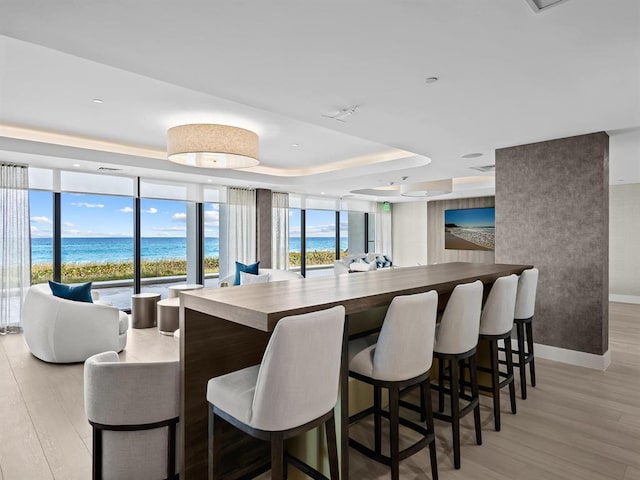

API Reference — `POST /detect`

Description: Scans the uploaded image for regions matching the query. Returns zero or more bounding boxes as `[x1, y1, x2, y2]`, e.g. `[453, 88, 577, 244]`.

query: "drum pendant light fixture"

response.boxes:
[167, 124, 259, 169]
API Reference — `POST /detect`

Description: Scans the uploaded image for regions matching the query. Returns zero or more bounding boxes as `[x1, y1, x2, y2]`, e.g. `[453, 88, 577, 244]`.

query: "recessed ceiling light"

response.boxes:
[462, 152, 483, 159]
[321, 192, 325, 195]
[291, 143, 299, 147]
[92, 98, 103, 104]
[207, 179, 213, 183]
[425, 77, 439, 84]
[72, 163, 81, 167]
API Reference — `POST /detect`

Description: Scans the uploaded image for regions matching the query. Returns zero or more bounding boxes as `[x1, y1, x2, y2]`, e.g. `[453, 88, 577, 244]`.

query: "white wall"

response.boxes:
[610, 183, 640, 299]
[391, 201, 428, 267]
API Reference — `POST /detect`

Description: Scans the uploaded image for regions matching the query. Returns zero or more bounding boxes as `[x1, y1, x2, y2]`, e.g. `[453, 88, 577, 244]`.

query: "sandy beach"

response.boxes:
[445, 231, 493, 251]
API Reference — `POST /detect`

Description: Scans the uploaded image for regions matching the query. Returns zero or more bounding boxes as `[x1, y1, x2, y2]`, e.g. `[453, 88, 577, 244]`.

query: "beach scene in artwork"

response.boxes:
[444, 207, 495, 251]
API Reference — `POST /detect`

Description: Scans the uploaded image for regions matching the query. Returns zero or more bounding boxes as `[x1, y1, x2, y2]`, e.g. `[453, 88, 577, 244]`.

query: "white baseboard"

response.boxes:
[609, 294, 640, 304]
[511, 340, 610, 371]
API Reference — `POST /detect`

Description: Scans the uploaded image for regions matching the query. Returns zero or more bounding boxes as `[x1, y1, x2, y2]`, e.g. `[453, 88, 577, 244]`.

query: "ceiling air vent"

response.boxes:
[97, 167, 122, 172]
[469, 165, 495, 173]
[524, 0, 569, 12]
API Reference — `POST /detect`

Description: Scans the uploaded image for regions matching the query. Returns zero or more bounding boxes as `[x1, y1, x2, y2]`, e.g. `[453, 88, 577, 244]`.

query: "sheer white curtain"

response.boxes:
[224, 187, 257, 277]
[1, 164, 30, 334]
[375, 202, 393, 256]
[272, 192, 289, 270]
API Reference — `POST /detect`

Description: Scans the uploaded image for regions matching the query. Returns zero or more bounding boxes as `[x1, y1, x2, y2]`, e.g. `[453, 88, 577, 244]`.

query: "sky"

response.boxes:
[29, 191, 220, 238]
[444, 207, 495, 228]
[29, 191, 346, 238]
[289, 209, 348, 238]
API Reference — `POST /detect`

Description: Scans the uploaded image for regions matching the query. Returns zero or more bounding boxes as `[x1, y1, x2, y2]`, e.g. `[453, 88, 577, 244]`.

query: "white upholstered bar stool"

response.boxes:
[348, 291, 439, 480]
[84, 352, 180, 480]
[430, 280, 483, 470]
[206, 306, 345, 480]
[477, 274, 519, 432]
[513, 267, 539, 399]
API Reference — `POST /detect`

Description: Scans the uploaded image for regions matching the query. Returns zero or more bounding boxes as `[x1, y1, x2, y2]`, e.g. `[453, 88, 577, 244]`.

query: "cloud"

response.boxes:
[119, 206, 134, 213]
[204, 209, 219, 226]
[30, 226, 52, 238]
[31, 216, 53, 224]
[71, 202, 104, 208]
[63, 221, 76, 227]
[144, 207, 158, 214]
[63, 229, 81, 235]
[172, 212, 187, 222]
[152, 226, 186, 232]
[304, 224, 337, 237]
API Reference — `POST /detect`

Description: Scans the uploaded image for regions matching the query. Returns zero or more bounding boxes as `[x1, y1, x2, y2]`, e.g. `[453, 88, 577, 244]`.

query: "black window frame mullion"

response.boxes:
[53, 192, 62, 282]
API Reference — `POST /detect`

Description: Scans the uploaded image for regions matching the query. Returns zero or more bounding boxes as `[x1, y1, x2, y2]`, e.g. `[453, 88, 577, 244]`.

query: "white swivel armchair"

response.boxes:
[84, 351, 180, 480]
[22, 283, 128, 363]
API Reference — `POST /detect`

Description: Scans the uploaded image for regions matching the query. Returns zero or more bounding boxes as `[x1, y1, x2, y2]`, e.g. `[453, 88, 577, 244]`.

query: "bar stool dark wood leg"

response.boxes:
[374, 385, 382, 454]
[438, 359, 445, 413]
[389, 386, 401, 480]
[526, 321, 536, 386]
[489, 339, 501, 431]
[450, 358, 461, 469]
[516, 322, 528, 399]
[504, 336, 517, 414]
[422, 380, 439, 480]
[469, 354, 482, 446]
[271, 434, 284, 480]
[325, 413, 339, 480]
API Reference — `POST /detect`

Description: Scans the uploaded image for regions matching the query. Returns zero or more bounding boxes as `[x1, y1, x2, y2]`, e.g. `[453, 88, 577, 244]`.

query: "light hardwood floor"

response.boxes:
[0, 303, 638, 480]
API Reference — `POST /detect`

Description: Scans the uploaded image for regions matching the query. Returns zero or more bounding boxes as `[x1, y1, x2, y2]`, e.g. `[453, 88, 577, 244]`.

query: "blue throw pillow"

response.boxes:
[48, 281, 93, 303]
[234, 261, 260, 286]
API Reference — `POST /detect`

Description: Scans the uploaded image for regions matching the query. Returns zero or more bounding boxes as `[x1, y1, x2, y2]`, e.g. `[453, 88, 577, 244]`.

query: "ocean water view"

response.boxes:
[31, 237, 349, 264]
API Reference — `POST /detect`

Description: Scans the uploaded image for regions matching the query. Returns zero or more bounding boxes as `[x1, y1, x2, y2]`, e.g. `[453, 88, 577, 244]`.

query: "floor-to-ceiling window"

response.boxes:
[139, 198, 189, 294]
[29, 190, 54, 284]
[204, 202, 221, 287]
[60, 192, 134, 309]
[288, 208, 302, 272]
[305, 209, 336, 277]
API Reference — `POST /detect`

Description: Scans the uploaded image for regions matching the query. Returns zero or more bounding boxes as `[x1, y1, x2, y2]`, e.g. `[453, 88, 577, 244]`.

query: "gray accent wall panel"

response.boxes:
[256, 188, 272, 268]
[495, 132, 609, 355]
[427, 197, 495, 265]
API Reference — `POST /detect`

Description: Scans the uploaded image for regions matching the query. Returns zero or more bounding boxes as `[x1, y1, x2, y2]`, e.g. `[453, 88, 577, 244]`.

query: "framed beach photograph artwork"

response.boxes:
[444, 207, 495, 251]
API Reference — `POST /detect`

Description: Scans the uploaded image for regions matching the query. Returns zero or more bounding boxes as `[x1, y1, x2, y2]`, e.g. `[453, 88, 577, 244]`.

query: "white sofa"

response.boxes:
[22, 283, 129, 363]
[333, 253, 392, 276]
[219, 268, 304, 286]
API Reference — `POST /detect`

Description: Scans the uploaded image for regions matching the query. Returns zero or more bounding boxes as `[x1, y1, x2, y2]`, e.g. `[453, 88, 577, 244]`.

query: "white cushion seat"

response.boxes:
[207, 364, 259, 428]
[347, 335, 377, 377]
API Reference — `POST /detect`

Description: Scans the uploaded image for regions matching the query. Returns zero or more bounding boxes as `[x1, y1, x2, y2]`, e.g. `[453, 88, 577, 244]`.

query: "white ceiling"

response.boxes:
[0, 0, 638, 201]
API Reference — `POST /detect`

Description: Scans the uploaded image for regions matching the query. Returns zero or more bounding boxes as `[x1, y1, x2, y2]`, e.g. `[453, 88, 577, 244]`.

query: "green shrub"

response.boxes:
[31, 256, 221, 284]
[31, 250, 347, 284]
